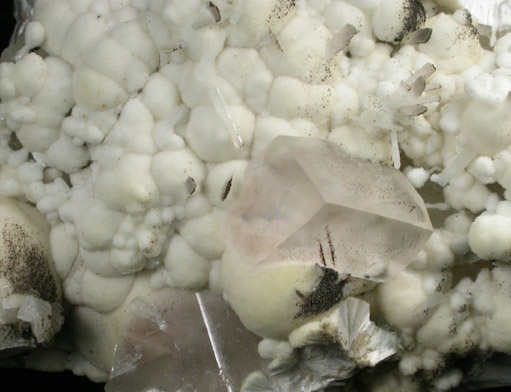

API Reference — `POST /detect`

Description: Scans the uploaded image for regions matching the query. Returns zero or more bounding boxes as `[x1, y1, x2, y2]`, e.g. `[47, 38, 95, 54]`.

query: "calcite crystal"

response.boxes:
[225, 136, 433, 282]
[105, 290, 266, 392]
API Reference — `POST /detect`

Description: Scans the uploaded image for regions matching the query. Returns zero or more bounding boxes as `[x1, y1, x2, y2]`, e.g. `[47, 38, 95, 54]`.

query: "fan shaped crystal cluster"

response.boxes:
[225, 136, 433, 282]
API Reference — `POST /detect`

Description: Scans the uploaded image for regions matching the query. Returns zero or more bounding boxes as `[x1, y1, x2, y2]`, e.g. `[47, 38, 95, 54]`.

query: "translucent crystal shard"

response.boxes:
[336, 298, 399, 366]
[226, 136, 432, 281]
[105, 289, 266, 392]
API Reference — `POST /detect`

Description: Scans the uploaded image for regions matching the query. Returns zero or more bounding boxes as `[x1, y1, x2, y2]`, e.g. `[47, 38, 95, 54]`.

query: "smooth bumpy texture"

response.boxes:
[2, 0, 511, 391]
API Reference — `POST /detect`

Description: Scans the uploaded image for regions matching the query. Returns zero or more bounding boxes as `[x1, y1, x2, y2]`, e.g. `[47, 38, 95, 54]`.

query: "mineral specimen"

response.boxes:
[225, 136, 433, 282]
[106, 289, 266, 392]
[3, 0, 511, 391]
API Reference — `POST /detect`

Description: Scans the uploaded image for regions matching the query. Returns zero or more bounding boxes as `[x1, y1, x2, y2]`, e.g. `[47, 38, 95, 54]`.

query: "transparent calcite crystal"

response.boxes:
[105, 290, 266, 392]
[226, 136, 432, 281]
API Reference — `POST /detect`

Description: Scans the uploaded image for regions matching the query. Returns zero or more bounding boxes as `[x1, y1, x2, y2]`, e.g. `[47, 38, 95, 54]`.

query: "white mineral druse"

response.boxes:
[3, 0, 511, 391]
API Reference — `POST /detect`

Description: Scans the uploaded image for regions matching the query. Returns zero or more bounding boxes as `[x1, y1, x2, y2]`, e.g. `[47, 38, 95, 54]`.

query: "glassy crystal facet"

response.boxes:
[226, 136, 433, 281]
[105, 290, 266, 392]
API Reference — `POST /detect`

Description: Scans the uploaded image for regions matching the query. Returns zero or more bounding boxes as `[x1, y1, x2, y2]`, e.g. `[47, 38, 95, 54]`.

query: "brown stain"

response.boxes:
[0, 221, 58, 303]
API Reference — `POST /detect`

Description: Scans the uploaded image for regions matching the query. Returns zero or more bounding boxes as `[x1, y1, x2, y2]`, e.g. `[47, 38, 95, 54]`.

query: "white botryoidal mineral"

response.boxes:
[372, 0, 426, 43]
[3, 0, 511, 391]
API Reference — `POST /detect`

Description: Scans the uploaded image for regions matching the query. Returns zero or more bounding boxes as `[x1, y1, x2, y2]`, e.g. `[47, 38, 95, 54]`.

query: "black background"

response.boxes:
[0, 1, 510, 391]
[0, 0, 15, 50]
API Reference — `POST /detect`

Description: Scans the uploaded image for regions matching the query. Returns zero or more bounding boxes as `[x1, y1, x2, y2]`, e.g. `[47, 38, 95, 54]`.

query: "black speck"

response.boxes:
[318, 240, 326, 267]
[268, 0, 296, 35]
[184, 177, 196, 196]
[325, 226, 336, 266]
[295, 267, 350, 319]
[221, 176, 233, 202]
[8, 132, 23, 151]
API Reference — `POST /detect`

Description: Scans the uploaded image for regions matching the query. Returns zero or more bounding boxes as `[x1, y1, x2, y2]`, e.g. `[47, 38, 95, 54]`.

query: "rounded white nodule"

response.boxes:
[0, 197, 63, 351]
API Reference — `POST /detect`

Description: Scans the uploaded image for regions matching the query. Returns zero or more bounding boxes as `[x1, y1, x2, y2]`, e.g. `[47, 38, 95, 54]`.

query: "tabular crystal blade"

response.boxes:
[226, 136, 432, 281]
[105, 290, 265, 392]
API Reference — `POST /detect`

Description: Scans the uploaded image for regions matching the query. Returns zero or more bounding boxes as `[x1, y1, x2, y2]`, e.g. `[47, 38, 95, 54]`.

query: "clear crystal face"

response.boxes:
[105, 290, 266, 392]
[225, 136, 433, 281]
